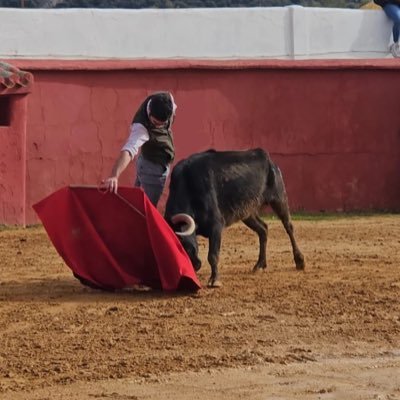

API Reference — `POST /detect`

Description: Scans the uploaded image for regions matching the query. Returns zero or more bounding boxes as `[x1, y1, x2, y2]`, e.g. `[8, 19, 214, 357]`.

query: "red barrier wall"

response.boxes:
[2, 59, 400, 225]
[0, 95, 28, 225]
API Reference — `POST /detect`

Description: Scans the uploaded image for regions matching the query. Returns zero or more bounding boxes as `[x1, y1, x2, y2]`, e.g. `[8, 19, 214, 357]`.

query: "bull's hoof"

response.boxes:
[207, 278, 222, 288]
[252, 265, 267, 273]
[295, 254, 305, 270]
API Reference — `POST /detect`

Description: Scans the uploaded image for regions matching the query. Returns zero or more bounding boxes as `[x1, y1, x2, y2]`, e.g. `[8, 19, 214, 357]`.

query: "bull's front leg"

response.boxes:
[207, 227, 223, 288]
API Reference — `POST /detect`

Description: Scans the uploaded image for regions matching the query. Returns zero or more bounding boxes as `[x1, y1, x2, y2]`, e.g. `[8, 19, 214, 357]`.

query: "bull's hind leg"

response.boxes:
[270, 199, 305, 270]
[243, 216, 268, 272]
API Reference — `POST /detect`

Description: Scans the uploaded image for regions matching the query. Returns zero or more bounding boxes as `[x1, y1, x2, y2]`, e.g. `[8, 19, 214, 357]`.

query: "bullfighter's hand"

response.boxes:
[101, 177, 118, 193]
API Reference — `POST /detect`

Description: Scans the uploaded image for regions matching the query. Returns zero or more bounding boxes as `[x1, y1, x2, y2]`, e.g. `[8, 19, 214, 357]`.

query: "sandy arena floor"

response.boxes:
[0, 215, 399, 399]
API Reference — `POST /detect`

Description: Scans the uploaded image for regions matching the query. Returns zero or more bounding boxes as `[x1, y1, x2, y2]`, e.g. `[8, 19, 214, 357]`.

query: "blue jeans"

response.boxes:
[134, 154, 170, 207]
[384, 3, 400, 43]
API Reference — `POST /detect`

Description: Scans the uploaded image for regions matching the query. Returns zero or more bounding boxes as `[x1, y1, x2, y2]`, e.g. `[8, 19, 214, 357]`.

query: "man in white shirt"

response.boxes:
[103, 91, 177, 207]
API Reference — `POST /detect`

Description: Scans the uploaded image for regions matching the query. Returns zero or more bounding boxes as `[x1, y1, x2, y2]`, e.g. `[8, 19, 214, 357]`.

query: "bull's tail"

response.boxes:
[266, 161, 306, 271]
[267, 162, 276, 189]
[266, 161, 287, 204]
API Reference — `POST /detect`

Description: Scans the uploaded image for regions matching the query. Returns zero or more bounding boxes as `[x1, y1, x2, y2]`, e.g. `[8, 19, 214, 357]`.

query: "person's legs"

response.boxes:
[384, 4, 400, 43]
[135, 154, 170, 207]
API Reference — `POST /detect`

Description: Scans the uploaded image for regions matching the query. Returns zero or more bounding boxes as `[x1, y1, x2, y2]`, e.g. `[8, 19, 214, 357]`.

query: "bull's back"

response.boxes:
[186, 148, 269, 170]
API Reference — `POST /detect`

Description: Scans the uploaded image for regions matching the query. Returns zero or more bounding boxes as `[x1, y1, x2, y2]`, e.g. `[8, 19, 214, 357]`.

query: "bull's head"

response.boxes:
[170, 213, 202, 271]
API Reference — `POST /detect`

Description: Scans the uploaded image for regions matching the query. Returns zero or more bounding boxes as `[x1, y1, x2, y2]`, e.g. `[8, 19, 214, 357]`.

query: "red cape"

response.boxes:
[33, 186, 201, 291]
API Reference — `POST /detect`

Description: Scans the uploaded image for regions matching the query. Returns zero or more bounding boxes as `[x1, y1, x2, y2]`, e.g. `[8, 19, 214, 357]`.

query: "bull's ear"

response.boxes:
[171, 213, 195, 236]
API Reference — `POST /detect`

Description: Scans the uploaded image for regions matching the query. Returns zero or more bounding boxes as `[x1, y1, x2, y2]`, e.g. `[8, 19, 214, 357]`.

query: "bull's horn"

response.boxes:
[171, 213, 196, 236]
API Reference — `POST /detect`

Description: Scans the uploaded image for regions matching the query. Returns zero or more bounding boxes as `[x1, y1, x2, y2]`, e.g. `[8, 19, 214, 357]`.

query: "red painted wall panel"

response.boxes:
[0, 95, 27, 225]
[3, 60, 400, 224]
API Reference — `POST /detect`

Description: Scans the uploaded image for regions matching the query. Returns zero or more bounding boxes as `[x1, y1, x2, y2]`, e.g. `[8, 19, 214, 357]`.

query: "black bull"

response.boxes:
[164, 148, 305, 287]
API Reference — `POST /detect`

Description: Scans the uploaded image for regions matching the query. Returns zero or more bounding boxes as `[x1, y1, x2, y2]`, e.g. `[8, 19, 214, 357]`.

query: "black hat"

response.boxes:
[149, 93, 173, 122]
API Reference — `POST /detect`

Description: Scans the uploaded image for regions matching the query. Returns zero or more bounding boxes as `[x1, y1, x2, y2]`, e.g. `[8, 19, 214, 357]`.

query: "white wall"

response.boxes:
[0, 6, 394, 60]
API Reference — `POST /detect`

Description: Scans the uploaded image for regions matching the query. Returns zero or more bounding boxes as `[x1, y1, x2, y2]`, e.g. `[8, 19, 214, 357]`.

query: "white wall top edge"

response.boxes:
[0, 6, 394, 60]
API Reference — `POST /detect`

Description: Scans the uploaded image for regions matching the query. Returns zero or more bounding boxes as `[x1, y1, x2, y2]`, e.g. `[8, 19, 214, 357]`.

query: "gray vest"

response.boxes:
[132, 93, 175, 166]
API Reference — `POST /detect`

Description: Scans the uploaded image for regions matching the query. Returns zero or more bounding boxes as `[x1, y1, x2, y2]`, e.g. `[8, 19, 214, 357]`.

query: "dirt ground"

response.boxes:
[0, 215, 399, 400]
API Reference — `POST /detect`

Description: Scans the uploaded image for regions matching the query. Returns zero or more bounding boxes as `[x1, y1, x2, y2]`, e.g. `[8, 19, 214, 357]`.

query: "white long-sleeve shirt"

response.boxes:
[121, 93, 177, 160]
[121, 123, 150, 160]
